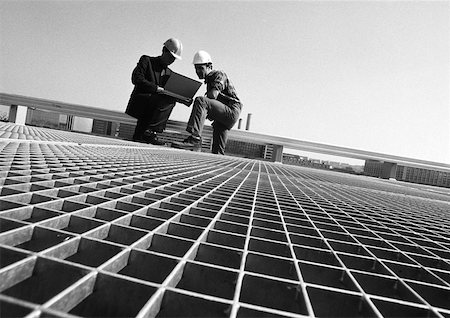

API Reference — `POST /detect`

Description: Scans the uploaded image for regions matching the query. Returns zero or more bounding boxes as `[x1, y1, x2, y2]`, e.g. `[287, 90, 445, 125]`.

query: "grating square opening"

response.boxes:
[148, 234, 193, 257]
[254, 212, 281, 223]
[239, 274, 308, 315]
[179, 214, 211, 227]
[252, 219, 284, 231]
[338, 254, 390, 275]
[355, 235, 393, 249]
[282, 211, 308, 221]
[321, 229, 355, 243]
[203, 197, 227, 206]
[294, 246, 339, 266]
[2, 257, 87, 304]
[372, 299, 440, 318]
[299, 261, 358, 292]
[85, 195, 109, 205]
[408, 253, 450, 271]
[0, 299, 33, 317]
[104, 191, 127, 199]
[225, 206, 252, 217]
[100, 224, 147, 246]
[60, 215, 105, 234]
[352, 272, 421, 303]
[146, 207, 176, 220]
[92, 207, 127, 221]
[0, 217, 27, 233]
[431, 269, 450, 285]
[0, 200, 26, 211]
[0, 246, 29, 268]
[245, 252, 298, 280]
[115, 201, 143, 212]
[367, 246, 414, 264]
[195, 243, 242, 269]
[131, 196, 157, 206]
[65, 238, 123, 267]
[407, 281, 450, 310]
[156, 290, 231, 318]
[383, 261, 445, 285]
[57, 189, 79, 198]
[249, 238, 291, 258]
[307, 286, 376, 318]
[160, 202, 185, 212]
[171, 197, 196, 206]
[287, 223, 320, 237]
[188, 206, 217, 219]
[196, 202, 223, 211]
[290, 233, 326, 248]
[314, 221, 345, 233]
[427, 247, 450, 260]
[69, 273, 156, 317]
[0, 187, 26, 196]
[61, 201, 90, 212]
[250, 227, 287, 243]
[236, 306, 288, 318]
[129, 215, 163, 231]
[118, 250, 178, 283]
[166, 223, 203, 240]
[120, 188, 140, 195]
[328, 240, 370, 257]
[176, 262, 238, 299]
[207, 230, 246, 249]
[14, 227, 73, 252]
[220, 213, 249, 225]
[214, 220, 248, 235]
[15, 207, 63, 223]
[390, 241, 432, 257]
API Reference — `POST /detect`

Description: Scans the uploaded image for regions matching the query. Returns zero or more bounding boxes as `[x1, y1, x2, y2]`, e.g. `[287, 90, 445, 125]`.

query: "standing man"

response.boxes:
[126, 38, 191, 144]
[172, 50, 242, 154]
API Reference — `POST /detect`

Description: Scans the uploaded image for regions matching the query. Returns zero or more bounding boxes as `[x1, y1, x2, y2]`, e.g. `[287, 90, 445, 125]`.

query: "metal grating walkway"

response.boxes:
[0, 123, 450, 318]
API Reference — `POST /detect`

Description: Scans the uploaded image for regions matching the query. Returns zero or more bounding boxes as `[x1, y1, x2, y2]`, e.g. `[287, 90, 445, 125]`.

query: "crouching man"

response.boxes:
[172, 51, 242, 154]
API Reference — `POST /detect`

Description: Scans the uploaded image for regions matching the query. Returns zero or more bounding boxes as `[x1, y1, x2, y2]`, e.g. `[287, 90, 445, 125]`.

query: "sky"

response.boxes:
[1, 0, 449, 165]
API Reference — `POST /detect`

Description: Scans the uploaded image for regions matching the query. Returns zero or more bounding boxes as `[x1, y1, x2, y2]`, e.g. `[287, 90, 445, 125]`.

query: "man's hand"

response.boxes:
[180, 98, 193, 107]
[156, 86, 164, 94]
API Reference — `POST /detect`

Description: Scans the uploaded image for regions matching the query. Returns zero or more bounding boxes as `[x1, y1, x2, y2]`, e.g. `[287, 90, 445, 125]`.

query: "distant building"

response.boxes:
[364, 160, 450, 188]
[26, 108, 69, 129]
[92, 119, 119, 137]
[282, 153, 330, 170]
[16, 108, 92, 133]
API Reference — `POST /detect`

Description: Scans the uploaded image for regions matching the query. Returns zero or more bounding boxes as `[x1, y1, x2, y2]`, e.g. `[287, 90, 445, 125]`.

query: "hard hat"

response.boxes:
[164, 38, 183, 60]
[192, 50, 212, 64]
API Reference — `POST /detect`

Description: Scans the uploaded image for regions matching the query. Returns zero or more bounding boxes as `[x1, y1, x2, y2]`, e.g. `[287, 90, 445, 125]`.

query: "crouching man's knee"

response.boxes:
[194, 96, 208, 106]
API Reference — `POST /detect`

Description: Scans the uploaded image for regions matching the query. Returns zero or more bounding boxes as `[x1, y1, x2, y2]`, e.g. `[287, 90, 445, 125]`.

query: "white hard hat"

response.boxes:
[164, 38, 183, 60]
[192, 50, 212, 64]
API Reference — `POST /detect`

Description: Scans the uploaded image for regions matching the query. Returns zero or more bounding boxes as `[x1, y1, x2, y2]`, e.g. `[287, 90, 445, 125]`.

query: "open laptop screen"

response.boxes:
[162, 71, 202, 101]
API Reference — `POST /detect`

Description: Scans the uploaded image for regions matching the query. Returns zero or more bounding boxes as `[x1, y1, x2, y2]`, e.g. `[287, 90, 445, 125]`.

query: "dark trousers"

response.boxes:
[187, 96, 240, 155]
[132, 97, 175, 141]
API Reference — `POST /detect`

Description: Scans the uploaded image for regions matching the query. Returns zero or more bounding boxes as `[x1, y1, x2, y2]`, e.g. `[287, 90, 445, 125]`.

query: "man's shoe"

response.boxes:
[171, 135, 202, 152]
[142, 131, 165, 146]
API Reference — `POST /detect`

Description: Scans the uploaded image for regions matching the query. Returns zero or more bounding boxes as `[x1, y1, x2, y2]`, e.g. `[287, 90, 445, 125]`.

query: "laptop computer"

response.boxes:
[162, 71, 202, 102]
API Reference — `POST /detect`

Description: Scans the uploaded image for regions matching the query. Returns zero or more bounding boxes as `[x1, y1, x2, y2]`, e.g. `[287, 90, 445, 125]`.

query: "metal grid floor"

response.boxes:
[1, 123, 450, 318]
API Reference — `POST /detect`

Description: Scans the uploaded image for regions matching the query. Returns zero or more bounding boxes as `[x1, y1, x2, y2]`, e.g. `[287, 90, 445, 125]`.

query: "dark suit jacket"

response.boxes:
[125, 55, 174, 118]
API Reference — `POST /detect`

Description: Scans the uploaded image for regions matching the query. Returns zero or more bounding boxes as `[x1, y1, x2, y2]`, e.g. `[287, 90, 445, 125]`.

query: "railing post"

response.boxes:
[8, 105, 28, 125]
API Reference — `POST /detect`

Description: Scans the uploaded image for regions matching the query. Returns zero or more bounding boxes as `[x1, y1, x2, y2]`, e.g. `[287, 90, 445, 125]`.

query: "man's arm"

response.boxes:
[131, 56, 159, 94]
[206, 88, 220, 99]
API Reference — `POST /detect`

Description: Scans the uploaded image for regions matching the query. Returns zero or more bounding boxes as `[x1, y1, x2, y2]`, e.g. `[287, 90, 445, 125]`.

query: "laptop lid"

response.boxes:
[162, 71, 202, 101]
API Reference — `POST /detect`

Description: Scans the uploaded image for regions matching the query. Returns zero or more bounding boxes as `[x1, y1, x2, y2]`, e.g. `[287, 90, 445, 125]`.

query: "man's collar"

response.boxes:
[155, 56, 166, 69]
